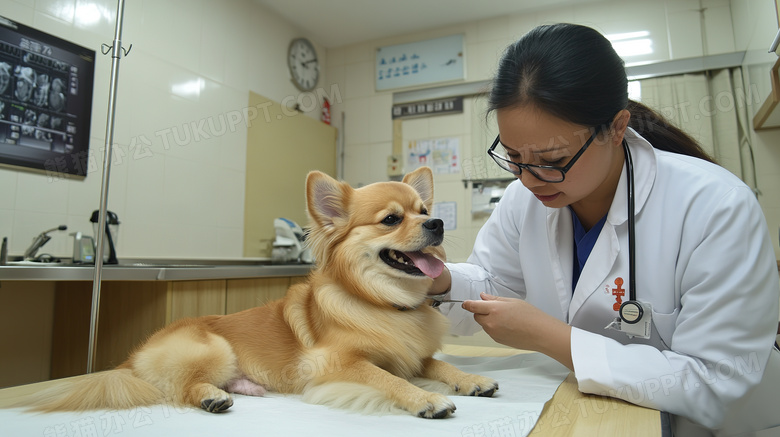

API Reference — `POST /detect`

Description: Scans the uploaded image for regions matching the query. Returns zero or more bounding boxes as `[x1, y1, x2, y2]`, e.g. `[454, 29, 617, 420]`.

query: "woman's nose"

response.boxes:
[519, 170, 545, 188]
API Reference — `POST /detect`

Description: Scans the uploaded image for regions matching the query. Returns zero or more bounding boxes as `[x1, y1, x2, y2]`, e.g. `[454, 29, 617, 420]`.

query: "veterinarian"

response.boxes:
[428, 23, 780, 436]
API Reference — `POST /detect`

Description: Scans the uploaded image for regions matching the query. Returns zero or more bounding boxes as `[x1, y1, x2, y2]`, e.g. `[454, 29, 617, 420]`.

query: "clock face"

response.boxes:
[288, 38, 319, 91]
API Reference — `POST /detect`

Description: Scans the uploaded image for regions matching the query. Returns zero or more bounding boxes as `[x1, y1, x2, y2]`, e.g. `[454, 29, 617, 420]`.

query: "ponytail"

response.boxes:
[626, 100, 715, 164]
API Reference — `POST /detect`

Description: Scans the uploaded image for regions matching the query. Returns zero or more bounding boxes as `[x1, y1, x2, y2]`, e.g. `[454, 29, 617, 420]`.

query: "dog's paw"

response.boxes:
[453, 374, 499, 398]
[200, 395, 233, 413]
[416, 393, 456, 419]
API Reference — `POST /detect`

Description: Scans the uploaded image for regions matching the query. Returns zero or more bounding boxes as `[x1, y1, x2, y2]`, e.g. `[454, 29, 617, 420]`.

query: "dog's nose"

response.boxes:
[423, 219, 444, 237]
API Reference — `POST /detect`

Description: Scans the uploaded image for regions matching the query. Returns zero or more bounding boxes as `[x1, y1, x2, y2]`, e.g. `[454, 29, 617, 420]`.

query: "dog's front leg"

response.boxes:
[318, 359, 456, 418]
[420, 357, 499, 397]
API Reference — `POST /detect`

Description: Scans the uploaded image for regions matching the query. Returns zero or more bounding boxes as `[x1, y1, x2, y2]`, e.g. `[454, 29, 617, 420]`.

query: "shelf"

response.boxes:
[753, 57, 780, 130]
[461, 178, 515, 188]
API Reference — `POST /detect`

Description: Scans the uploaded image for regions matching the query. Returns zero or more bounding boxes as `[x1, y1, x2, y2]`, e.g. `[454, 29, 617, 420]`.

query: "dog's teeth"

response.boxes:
[388, 250, 412, 265]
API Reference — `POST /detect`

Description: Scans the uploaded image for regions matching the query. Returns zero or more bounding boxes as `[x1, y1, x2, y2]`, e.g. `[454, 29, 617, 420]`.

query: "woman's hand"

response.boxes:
[462, 292, 574, 370]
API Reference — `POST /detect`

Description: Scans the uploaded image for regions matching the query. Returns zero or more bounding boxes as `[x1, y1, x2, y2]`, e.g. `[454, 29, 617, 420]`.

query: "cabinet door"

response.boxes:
[243, 92, 338, 257]
[50, 281, 168, 378]
[225, 277, 291, 314]
[167, 280, 227, 323]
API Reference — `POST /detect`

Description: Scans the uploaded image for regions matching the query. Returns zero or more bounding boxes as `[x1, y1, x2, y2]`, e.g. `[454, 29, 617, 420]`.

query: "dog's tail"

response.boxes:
[14, 369, 165, 412]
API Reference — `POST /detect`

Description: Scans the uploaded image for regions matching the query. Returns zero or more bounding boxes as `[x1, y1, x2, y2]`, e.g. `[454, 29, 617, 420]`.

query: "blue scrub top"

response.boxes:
[569, 207, 607, 293]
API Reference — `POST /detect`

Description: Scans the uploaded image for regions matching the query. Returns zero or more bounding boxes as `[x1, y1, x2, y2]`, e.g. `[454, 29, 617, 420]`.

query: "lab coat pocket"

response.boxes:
[651, 307, 679, 349]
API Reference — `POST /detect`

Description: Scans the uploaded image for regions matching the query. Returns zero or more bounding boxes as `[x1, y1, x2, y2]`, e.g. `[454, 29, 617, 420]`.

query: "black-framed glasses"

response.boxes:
[487, 124, 604, 183]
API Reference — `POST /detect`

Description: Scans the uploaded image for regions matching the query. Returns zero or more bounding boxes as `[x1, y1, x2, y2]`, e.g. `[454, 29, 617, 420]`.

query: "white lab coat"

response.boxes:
[442, 128, 780, 436]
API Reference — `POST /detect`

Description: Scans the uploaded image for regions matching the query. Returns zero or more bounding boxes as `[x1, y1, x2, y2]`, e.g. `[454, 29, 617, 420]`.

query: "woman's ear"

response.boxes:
[610, 109, 631, 146]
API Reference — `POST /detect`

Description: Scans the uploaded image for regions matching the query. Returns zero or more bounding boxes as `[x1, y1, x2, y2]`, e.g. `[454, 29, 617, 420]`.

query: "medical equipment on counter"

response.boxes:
[71, 232, 96, 264]
[271, 218, 313, 264]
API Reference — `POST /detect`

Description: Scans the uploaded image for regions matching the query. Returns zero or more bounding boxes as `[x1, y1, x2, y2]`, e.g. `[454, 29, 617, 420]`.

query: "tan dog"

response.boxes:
[20, 167, 498, 418]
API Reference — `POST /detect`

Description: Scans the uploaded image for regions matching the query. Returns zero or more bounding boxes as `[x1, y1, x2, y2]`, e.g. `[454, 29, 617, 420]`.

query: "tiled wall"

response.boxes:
[0, 0, 326, 259]
[326, 0, 780, 261]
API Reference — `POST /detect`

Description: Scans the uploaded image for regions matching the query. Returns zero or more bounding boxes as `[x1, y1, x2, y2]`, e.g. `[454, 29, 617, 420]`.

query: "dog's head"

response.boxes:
[304, 167, 445, 309]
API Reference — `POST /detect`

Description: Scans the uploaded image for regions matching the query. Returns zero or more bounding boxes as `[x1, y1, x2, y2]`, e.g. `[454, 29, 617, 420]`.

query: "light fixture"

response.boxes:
[606, 30, 653, 57]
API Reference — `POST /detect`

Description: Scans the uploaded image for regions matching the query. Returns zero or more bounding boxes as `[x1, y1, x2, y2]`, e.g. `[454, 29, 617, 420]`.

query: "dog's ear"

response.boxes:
[306, 171, 351, 229]
[402, 166, 434, 209]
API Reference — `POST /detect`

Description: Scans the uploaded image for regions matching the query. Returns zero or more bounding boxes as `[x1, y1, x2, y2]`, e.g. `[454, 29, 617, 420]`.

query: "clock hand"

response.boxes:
[301, 58, 318, 66]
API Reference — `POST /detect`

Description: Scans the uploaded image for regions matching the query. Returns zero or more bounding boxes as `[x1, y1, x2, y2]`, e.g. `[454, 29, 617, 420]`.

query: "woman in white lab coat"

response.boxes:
[429, 23, 780, 436]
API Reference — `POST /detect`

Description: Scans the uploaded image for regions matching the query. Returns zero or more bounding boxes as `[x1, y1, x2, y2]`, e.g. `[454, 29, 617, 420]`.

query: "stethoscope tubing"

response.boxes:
[623, 139, 637, 302]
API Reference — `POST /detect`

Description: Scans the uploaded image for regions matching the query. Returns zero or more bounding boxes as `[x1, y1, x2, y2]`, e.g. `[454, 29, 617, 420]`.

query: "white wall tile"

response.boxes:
[0, 170, 18, 210]
[343, 43, 374, 65]
[0, 209, 13, 249]
[344, 61, 375, 99]
[35, 0, 75, 24]
[666, 0, 705, 59]
[475, 15, 511, 43]
[344, 141, 376, 187]
[401, 117, 430, 141]
[14, 172, 69, 213]
[702, 0, 736, 54]
[429, 112, 467, 137]
[344, 97, 371, 145]
[369, 94, 392, 143]
[464, 39, 505, 82]
[1, 2, 34, 23]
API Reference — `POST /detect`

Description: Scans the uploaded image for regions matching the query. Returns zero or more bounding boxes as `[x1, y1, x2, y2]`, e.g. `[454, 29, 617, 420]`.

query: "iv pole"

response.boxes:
[88, 0, 129, 374]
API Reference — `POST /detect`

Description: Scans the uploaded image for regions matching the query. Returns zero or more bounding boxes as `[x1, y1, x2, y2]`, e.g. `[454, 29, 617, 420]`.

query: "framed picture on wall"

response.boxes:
[0, 15, 96, 179]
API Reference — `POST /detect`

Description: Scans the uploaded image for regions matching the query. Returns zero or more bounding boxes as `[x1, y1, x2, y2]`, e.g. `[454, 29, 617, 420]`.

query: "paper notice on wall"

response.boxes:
[406, 137, 460, 174]
[433, 201, 457, 231]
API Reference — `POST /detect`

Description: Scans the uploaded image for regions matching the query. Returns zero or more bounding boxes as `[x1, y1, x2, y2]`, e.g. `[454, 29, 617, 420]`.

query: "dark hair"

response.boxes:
[488, 23, 715, 163]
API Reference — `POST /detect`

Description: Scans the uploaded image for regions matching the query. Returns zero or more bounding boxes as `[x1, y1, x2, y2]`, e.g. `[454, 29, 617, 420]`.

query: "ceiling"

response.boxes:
[253, 0, 606, 48]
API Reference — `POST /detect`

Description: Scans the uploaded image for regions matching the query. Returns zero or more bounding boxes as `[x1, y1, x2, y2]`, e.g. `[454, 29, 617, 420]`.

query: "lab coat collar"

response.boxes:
[546, 208, 575, 321]
[605, 128, 657, 226]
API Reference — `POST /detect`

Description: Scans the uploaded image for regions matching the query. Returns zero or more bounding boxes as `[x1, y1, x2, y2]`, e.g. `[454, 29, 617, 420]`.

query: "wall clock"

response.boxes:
[288, 37, 319, 92]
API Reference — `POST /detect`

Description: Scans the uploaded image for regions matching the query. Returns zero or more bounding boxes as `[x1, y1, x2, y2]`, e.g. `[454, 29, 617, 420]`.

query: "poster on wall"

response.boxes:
[433, 201, 457, 231]
[375, 34, 464, 91]
[405, 137, 460, 175]
[0, 15, 96, 179]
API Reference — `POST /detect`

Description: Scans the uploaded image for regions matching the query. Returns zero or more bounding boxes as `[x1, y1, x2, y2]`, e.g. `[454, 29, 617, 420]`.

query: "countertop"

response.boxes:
[0, 257, 313, 281]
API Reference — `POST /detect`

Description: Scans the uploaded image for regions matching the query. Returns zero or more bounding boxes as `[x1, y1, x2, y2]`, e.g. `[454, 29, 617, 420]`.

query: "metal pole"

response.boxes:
[88, 0, 127, 374]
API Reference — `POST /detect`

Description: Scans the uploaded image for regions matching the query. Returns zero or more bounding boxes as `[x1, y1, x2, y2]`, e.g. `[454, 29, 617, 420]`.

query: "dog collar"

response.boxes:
[392, 302, 422, 311]
[393, 294, 447, 311]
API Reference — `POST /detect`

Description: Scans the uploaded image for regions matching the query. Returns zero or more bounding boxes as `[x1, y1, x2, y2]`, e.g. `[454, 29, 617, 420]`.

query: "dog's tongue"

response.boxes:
[405, 251, 444, 278]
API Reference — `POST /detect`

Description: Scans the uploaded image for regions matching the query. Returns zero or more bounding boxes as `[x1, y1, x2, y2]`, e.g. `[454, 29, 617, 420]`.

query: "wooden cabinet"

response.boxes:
[226, 277, 290, 314]
[167, 280, 227, 322]
[43, 277, 298, 382]
[50, 281, 169, 378]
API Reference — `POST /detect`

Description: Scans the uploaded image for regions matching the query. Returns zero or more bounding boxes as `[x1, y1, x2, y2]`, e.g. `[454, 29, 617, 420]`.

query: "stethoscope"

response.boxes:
[618, 139, 644, 325]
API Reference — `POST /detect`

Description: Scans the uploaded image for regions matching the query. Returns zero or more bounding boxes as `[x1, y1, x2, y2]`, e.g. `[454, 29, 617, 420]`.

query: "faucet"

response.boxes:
[24, 225, 67, 261]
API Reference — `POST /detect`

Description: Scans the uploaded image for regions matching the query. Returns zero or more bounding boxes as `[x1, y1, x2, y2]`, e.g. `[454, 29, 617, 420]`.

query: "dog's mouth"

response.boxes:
[379, 249, 444, 278]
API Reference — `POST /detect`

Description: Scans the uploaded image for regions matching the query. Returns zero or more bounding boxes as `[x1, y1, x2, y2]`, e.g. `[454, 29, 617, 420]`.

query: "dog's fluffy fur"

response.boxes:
[18, 167, 498, 418]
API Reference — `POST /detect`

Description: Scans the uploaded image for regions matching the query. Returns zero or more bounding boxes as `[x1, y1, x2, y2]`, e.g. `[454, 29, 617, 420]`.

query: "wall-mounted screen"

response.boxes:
[0, 15, 95, 179]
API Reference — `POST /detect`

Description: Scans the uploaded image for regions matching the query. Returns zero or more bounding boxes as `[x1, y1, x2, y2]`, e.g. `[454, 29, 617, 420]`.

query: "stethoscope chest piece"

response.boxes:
[619, 300, 644, 324]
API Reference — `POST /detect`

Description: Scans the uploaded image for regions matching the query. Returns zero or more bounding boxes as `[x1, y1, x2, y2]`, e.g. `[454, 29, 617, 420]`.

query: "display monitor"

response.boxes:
[0, 15, 95, 179]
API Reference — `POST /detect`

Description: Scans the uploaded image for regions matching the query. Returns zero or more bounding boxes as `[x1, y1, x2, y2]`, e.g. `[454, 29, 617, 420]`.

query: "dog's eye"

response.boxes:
[421, 208, 428, 215]
[381, 214, 402, 226]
